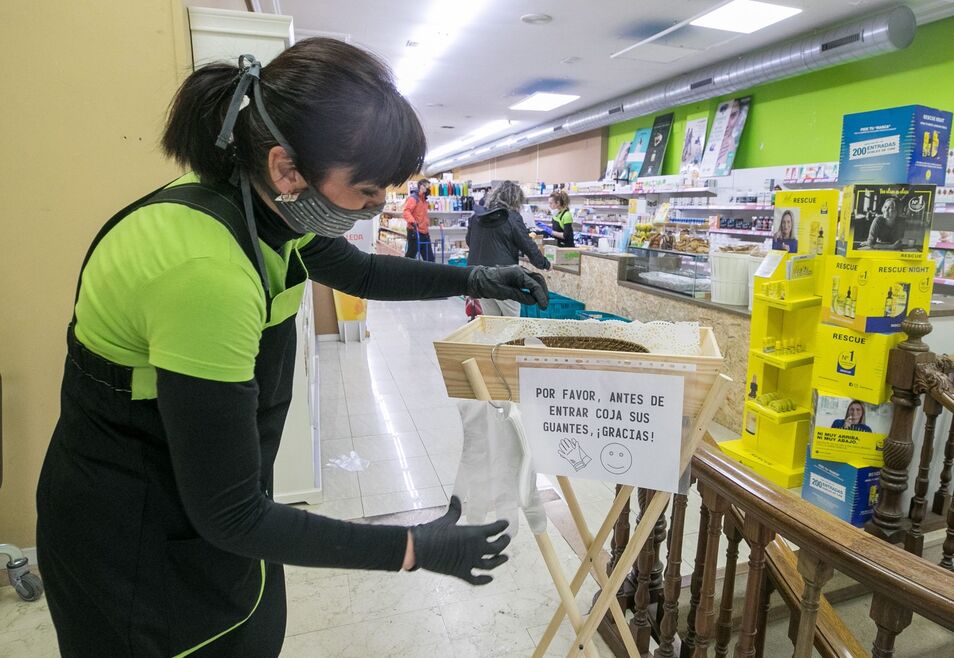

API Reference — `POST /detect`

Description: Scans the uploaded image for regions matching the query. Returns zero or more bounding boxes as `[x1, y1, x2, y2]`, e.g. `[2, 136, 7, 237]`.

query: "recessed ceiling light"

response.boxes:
[521, 13, 552, 25]
[561, 56, 582, 65]
[509, 92, 580, 112]
[426, 102, 445, 107]
[406, 40, 420, 48]
[440, 125, 455, 129]
[690, 0, 802, 34]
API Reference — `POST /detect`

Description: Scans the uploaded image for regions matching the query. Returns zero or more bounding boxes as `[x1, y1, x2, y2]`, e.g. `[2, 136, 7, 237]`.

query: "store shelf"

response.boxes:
[932, 242, 954, 249]
[375, 240, 405, 257]
[750, 348, 814, 370]
[936, 277, 954, 286]
[576, 204, 629, 211]
[582, 220, 624, 226]
[752, 293, 821, 311]
[378, 226, 406, 236]
[654, 221, 709, 228]
[744, 399, 812, 424]
[671, 204, 773, 211]
[629, 246, 710, 258]
[709, 227, 773, 237]
[429, 210, 473, 217]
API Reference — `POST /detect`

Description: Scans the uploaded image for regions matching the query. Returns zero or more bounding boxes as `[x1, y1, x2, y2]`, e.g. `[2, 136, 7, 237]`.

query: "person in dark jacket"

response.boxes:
[467, 180, 550, 316]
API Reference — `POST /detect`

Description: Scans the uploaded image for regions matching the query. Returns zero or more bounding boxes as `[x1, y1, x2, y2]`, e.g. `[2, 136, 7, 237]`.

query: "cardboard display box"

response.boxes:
[835, 184, 935, 261]
[838, 105, 952, 186]
[544, 246, 583, 267]
[820, 256, 934, 333]
[802, 452, 880, 527]
[810, 390, 893, 465]
[812, 326, 903, 404]
[770, 190, 839, 256]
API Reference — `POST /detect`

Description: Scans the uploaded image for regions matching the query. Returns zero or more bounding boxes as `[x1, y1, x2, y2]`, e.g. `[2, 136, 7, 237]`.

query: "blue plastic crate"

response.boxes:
[576, 310, 631, 322]
[447, 257, 468, 267]
[521, 292, 585, 320]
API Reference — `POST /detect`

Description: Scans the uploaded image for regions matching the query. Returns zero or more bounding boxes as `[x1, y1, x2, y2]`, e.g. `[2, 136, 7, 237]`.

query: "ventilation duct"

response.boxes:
[424, 6, 916, 175]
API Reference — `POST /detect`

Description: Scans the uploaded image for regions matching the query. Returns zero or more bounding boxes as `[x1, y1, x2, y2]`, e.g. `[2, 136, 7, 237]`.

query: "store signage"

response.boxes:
[638, 113, 675, 179]
[344, 218, 374, 253]
[838, 105, 952, 185]
[625, 128, 651, 181]
[700, 97, 751, 178]
[518, 367, 684, 491]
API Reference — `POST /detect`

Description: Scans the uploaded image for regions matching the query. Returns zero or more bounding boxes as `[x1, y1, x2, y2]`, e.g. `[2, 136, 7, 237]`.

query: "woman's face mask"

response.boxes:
[274, 184, 384, 237]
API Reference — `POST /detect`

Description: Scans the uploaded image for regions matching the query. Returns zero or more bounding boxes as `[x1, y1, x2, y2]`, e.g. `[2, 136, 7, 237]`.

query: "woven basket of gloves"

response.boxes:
[503, 336, 649, 353]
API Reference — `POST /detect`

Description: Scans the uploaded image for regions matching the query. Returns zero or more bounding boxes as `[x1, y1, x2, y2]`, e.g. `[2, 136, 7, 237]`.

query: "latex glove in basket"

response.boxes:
[452, 400, 547, 537]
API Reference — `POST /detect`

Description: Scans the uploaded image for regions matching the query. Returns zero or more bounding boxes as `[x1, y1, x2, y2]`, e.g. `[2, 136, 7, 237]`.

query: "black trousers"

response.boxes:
[405, 229, 435, 261]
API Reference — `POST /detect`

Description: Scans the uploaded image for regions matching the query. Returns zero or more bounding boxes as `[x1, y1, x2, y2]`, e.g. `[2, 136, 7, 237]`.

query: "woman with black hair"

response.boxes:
[35, 38, 547, 658]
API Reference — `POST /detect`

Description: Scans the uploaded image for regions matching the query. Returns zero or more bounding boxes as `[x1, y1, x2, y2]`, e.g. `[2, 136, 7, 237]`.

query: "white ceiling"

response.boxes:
[187, 0, 954, 158]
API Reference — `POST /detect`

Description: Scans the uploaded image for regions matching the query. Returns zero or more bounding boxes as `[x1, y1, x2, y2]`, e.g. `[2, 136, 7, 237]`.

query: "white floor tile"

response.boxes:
[409, 404, 463, 432]
[320, 438, 355, 463]
[349, 409, 417, 438]
[300, 497, 364, 521]
[283, 572, 354, 636]
[357, 456, 441, 497]
[352, 432, 428, 462]
[346, 391, 407, 416]
[320, 466, 361, 501]
[319, 413, 351, 440]
[419, 425, 464, 454]
[319, 395, 350, 419]
[361, 486, 448, 518]
[344, 378, 402, 398]
[428, 451, 461, 486]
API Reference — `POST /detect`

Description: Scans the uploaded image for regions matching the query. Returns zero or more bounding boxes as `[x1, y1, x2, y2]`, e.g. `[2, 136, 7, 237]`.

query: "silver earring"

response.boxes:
[277, 192, 300, 203]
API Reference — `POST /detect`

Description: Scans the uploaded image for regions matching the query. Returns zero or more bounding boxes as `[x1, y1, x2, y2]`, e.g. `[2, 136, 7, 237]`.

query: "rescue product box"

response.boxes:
[838, 105, 952, 186]
[836, 184, 935, 261]
[812, 326, 903, 404]
[810, 390, 893, 466]
[771, 190, 839, 256]
[801, 452, 880, 527]
[820, 256, 934, 333]
[544, 246, 583, 267]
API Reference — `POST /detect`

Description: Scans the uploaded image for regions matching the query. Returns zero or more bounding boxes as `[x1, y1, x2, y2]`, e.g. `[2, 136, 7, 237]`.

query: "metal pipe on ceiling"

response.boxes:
[423, 5, 916, 175]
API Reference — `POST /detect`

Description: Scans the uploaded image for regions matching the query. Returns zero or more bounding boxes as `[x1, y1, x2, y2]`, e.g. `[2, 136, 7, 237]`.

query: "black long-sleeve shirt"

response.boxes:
[156, 205, 471, 571]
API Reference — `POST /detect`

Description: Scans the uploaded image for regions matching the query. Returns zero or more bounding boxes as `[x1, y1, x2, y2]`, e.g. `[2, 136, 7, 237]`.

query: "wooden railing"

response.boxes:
[590, 309, 954, 657]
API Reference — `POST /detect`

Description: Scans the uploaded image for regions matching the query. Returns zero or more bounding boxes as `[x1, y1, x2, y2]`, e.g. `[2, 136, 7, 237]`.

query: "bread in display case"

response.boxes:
[626, 247, 711, 299]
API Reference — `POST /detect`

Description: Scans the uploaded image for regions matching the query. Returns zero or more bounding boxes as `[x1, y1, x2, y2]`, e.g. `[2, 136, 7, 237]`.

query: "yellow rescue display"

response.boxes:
[809, 390, 893, 466]
[835, 184, 935, 261]
[821, 256, 934, 333]
[770, 190, 840, 258]
[812, 325, 904, 404]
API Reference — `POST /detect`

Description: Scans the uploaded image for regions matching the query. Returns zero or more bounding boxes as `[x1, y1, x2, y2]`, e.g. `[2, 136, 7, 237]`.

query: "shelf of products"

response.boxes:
[744, 399, 812, 424]
[379, 226, 405, 237]
[709, 227, 773, 237]
[752, 294, 822, 311]
[671, 204, 774, 211]
[749, 348, 814, 370]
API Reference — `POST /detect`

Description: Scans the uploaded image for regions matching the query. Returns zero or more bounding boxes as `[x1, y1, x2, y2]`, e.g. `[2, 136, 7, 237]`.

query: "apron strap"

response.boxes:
[72, 181, 272, 323]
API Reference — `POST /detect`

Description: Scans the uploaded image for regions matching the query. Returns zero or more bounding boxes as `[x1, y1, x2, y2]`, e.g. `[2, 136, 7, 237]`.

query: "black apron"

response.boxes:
[36, 182, 307, 657]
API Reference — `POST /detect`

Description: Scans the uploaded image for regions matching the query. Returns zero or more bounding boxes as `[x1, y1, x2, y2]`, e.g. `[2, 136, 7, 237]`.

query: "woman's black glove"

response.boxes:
[468, 265, 549, 308]
[410, 496, 511, 585]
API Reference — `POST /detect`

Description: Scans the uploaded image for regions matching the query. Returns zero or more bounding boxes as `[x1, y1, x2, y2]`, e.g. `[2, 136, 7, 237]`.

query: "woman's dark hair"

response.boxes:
[162, 38, 426, 187]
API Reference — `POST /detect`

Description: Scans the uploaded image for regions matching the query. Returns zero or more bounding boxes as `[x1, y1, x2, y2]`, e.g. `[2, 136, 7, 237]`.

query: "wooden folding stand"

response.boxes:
[461, 357, 731, 658]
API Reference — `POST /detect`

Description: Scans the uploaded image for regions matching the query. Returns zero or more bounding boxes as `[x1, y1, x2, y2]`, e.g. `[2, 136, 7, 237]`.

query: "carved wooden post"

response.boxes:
[867, 309, 934, 544]
[655, 493, 688, 658]
[792, 550, 834, 658]
[633, 488, 657, 653]
[607, 484, 636, 612]
[681, 500, 710, 658]
[869, 592, 913, 658]
[906, 393, 942, 556]
[753, 577, 773, 658]
[932, 414, 954, 517]
[734, 515, 775, 658]
[714, 518, 743, 658]
[941, 495, 954, 571]
[693, 484, 728, 658]
[932, 420, 954, 516]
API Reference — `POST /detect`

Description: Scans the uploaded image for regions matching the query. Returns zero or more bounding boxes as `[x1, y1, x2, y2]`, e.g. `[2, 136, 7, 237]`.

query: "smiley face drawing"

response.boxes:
[600, 443, 633, 475]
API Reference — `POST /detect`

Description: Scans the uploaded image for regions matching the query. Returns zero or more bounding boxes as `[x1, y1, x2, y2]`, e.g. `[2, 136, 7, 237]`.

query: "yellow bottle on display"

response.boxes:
[895, 284, 908, 314]
[816, 229, 824, 255]
[884, 289, 894, 316]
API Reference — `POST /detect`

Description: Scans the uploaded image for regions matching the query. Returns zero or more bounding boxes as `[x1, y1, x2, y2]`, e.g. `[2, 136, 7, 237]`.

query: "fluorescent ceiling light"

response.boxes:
[509, 92, 580, 112]
[690, 0, 801, 34]
[425, 119, 516, 161]
[393, 0, 491, 97]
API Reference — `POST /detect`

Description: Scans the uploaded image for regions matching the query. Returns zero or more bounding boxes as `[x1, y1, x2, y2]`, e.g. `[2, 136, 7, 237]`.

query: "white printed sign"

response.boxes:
[518, 367, 685, 492]
[848, 134, 901, 161]
[343, 218, 375, 253]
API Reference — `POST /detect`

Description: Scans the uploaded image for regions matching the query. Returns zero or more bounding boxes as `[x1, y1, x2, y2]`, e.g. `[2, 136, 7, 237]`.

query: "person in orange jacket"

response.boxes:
[403, 179, 435, 260]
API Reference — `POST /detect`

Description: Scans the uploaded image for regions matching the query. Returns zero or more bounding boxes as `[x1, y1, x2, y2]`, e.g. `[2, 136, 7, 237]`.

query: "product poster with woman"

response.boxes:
[811, 392, 893, 464]
[699, 96, 752, 177]
[772, 207, 799, 252]
[679, 117, 708, 175]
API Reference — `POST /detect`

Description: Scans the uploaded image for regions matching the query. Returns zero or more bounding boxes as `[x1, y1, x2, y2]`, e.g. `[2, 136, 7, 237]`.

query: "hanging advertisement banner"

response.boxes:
[679, 117, 708, 175]
[610, 140, 631, 181]
[638, 113, 675, 178]
[625, 129, 651, 181]
[700, 97, 752, 177]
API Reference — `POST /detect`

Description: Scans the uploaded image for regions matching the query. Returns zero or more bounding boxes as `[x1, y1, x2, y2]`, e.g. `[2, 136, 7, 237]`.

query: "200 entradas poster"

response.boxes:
[699, 97, 751, 177]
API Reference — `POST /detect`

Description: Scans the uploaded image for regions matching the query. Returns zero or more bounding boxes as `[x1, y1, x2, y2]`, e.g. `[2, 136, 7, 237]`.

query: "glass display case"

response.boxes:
[626, 247, 711, 299]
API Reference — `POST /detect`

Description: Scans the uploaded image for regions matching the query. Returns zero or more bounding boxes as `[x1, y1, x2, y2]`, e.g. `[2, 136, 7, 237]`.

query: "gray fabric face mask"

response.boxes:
[274, 185, 384, 237]
[216, 54, 383, 238]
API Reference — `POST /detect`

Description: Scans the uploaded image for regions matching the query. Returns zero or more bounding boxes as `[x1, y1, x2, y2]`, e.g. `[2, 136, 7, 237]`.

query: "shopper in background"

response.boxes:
[403, 178, 435, 260]
[547, 189, 575, 248]
[467, 180, 551, 316]
[35, 38, 547, 658]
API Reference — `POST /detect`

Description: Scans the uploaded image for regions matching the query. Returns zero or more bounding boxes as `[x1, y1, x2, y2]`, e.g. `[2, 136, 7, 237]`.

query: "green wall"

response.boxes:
[606, 17, 954, 176]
